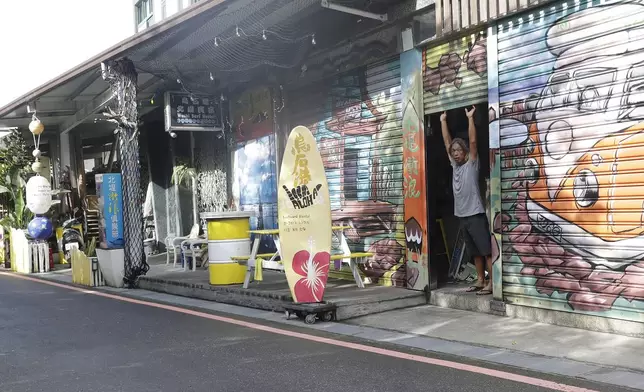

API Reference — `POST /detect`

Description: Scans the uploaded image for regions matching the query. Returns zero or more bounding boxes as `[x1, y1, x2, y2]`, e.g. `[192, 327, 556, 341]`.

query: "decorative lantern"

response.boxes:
[26, 175, 52, 215]
[27, 216, 53, 240]
[25, 111, 52, 215]
[29, 119, 44, 135]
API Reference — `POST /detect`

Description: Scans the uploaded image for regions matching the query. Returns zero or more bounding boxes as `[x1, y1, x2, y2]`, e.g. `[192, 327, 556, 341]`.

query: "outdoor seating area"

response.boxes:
[161, 221, 374, 293]
[137, 259, 426, 321]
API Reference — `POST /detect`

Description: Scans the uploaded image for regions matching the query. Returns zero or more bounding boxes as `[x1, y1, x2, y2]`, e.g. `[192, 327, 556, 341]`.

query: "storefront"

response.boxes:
[490, 0, 644, 322]
[420, 32, 492, 288]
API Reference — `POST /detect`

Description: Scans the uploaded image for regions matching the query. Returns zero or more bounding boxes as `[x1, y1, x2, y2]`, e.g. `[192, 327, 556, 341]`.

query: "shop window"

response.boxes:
[136, 0, 154, 32]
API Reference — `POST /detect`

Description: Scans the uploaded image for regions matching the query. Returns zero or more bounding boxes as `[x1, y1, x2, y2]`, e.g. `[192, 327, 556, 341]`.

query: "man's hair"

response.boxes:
[450, 138, 469, 154]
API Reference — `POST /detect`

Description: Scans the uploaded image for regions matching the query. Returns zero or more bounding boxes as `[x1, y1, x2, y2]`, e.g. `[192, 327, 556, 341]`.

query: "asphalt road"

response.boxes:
[0, 274, 628, 392]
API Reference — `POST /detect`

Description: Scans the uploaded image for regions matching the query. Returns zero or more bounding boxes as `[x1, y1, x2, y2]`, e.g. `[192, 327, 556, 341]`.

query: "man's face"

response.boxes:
[450, 143, 466, 165]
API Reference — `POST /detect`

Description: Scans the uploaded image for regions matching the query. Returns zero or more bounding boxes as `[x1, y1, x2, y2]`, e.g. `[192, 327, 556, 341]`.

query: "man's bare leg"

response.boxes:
[474, 255, 485, 288]
[480, 255, 493, 293]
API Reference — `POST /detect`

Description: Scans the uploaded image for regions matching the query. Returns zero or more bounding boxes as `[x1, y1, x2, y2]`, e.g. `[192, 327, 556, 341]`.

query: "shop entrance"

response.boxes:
[425, 102, 489, 287]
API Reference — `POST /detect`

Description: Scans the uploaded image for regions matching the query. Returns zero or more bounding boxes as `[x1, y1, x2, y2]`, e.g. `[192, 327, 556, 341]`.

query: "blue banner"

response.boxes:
[96, 173, 125, 249]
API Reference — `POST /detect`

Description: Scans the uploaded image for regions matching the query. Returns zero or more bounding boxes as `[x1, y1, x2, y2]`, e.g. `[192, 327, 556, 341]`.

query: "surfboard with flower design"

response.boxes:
[278, 126, 332, 303]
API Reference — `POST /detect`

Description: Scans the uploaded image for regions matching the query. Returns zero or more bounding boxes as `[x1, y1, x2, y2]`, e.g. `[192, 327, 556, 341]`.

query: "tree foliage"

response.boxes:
[0, 129, 33, 230]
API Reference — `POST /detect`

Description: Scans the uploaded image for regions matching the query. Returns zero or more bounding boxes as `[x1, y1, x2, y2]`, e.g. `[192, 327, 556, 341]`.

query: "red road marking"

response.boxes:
[1, 272, 597, 392]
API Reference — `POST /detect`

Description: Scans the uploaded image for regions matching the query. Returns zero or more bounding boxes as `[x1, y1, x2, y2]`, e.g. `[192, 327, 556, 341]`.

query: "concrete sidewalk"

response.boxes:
[347, 305, 644, 373]
[32, 270, 644, 390]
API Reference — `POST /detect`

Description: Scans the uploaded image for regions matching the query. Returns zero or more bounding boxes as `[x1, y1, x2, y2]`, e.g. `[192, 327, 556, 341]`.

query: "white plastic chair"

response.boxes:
[166, 224, 202, 269]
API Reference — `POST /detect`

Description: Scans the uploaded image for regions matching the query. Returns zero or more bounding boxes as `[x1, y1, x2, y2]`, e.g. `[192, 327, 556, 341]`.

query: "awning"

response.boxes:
[0, 0, 424, 136]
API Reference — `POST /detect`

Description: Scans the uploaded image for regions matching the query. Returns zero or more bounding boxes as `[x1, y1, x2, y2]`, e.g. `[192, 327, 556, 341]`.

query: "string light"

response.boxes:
[177, 78, 182, 84]
[212, 26, 316, 47]
[220, 93, 226, 101]
[150, 93, 156, 105]
[209, 72, 214, 81]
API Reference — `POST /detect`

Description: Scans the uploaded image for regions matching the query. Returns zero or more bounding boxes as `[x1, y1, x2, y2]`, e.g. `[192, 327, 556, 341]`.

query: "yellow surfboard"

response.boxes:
[278, 126, 332, 303]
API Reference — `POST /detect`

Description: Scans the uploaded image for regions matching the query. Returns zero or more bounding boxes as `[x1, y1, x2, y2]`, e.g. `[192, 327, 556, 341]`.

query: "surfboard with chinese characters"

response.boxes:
[278, 126, 332, 303]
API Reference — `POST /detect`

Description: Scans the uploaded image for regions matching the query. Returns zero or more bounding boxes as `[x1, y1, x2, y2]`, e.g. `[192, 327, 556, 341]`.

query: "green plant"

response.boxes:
[84, 236, 97, 258]
[171, 163, 197, 188]
[0, 129, 34, 230]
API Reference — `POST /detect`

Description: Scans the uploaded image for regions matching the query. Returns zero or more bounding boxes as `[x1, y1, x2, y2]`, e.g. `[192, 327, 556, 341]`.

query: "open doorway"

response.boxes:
[425, 102, 489, 287]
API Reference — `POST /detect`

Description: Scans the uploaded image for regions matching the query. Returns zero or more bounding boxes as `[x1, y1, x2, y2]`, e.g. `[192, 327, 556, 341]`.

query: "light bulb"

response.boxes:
[170, 132, 177, 139]
[220, 93, 225, 101]
[311, 34, 316, 45]
[236, 26, 240, 37]
[177, 78, 182, 84]
[150, 98, 155, 105]
[214, 37, 219, 47]
[209, 72, 214, 81]
[262, 30, 267, 40]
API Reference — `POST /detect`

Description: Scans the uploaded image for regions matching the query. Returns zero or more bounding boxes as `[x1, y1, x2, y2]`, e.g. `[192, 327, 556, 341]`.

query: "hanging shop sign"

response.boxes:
[164, 91, 222, 132]
[277, 125, 332, 303]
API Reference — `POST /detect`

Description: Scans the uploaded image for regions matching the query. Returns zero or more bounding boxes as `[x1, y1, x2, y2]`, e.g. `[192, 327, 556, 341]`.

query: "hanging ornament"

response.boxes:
[29, 117, 44, 135]
[26, 175, 52, 214]
[27, 216, 53, 240]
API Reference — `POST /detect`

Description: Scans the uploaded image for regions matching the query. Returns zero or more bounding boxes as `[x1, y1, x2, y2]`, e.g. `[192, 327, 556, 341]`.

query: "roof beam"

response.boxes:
[60, 88, 115, 135]
[67, 71, 102, 101]
[26, 100, 80, 114]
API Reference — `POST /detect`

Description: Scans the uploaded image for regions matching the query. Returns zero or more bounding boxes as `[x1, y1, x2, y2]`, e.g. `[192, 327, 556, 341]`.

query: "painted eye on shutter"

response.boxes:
[573, 169, 599, 208]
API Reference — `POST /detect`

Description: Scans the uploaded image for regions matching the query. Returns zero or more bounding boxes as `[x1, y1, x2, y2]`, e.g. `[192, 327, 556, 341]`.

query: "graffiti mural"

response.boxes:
[496, 1, 644, 316]
[291, 59, 407, 287]
[231, 134, 278, 252]
[423, 33, 488, 113]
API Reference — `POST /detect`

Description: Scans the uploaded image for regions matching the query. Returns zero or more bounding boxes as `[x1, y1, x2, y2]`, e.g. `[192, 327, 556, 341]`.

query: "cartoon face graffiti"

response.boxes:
[526, 3, 644, 266]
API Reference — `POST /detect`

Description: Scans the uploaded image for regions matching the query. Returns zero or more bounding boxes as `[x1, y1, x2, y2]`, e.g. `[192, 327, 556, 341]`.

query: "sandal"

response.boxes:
[476, 289, 492, 296]
[466, 285, 483, 292]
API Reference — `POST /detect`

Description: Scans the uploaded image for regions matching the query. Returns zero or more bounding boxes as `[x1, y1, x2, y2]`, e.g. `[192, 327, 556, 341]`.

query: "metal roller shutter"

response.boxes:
[288, 56, 407, 287]
[423, 32, 488, 114]
[496, 0, 644, 319]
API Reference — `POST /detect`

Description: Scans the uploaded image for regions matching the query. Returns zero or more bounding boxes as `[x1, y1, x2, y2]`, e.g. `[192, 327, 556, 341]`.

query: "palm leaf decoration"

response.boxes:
[171, 164, 197, 188]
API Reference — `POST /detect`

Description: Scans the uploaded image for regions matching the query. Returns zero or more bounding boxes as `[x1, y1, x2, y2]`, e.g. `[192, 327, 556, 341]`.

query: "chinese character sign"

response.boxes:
[96, 173, 125, 249]
[165, 92, 223, 132]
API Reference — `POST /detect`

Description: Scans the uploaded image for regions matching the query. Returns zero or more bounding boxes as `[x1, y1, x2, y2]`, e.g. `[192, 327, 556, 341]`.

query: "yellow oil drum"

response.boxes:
[200, 211, 253, 285]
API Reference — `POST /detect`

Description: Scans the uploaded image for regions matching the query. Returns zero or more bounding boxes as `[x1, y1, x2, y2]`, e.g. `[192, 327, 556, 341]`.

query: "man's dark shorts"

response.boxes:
[459, 213, 492, 257]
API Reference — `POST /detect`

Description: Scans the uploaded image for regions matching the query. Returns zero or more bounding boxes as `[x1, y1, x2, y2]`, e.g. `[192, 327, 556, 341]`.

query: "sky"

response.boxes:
[0, 0, 134, 107]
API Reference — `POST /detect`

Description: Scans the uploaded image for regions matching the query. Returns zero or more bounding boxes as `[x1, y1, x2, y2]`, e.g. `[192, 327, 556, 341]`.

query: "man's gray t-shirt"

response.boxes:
[451, 157, 485, 218]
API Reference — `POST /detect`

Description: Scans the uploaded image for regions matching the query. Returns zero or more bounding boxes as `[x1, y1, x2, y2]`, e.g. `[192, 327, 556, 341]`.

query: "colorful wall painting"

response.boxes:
[289, 58, 408, 287]
[495, 1, 644, 319]
[401, 49, 430, 291]
[423, 32, 488, 114]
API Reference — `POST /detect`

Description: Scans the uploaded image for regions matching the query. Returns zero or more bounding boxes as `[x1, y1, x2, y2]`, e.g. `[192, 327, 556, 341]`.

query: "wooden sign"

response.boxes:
[278, 126, 332, 303]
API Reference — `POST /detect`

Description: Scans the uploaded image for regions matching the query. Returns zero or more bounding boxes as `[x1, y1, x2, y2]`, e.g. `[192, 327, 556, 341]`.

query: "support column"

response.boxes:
[400, 46, 430, 292]
[101, 58, 148, 286]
